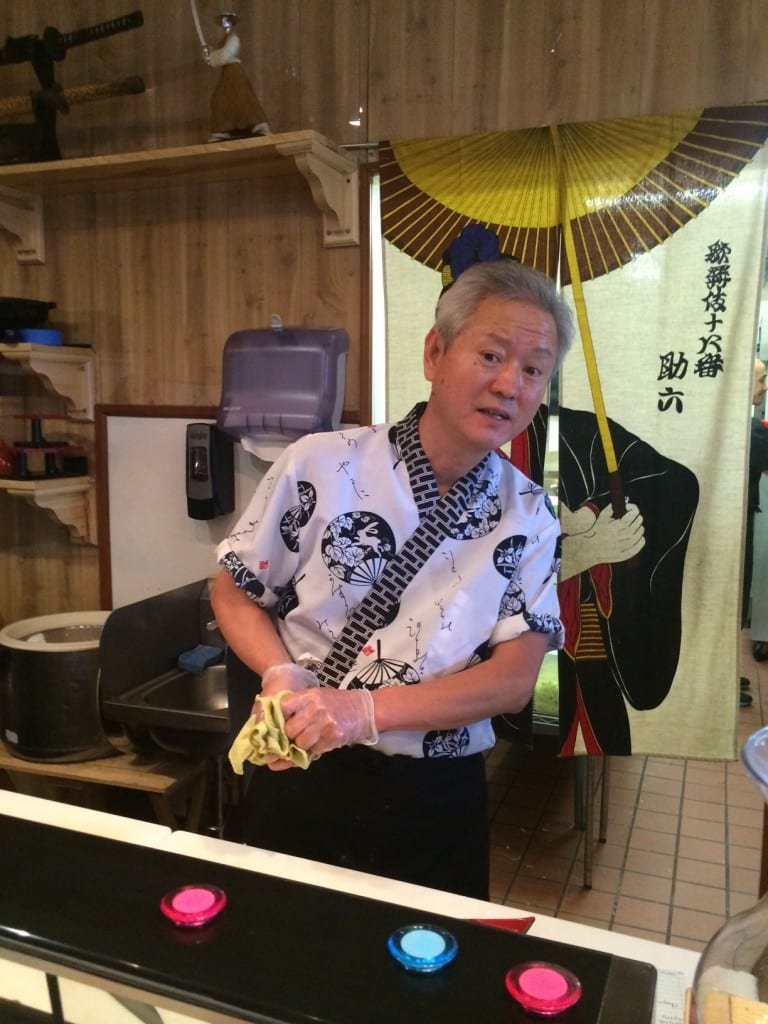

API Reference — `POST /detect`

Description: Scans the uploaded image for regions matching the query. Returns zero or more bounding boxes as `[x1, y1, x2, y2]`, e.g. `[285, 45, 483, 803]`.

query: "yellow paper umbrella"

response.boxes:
[380, 102, 768, 285]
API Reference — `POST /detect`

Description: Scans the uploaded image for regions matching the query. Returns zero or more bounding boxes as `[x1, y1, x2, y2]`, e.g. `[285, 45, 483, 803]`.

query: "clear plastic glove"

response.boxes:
[255, 663, 320, 708]
[249, 662, 321, 771]
[280, 687, 378, 759]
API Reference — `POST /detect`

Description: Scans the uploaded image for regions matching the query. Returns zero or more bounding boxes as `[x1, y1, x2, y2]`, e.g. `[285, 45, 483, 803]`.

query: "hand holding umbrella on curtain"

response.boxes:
[559, 502, 645, 580]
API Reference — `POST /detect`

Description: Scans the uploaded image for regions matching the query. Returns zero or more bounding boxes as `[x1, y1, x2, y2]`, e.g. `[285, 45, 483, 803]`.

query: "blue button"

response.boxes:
[387, 924, 458, 973]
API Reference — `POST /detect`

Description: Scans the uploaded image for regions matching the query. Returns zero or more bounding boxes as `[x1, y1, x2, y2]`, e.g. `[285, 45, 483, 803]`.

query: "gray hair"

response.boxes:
[434, 260, 574, 367]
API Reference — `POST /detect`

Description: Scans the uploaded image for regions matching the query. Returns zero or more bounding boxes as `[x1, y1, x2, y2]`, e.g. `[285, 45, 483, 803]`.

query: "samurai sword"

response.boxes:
[0, 76, 145, 117]
[0, 11, 144, 66]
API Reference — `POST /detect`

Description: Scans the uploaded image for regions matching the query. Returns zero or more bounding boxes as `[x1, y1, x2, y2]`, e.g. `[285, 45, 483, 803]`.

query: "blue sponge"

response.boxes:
[177, 644, 224, 673]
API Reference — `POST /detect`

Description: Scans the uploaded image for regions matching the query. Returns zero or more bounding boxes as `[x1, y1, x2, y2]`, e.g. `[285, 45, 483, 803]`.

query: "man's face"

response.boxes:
[754, 360, 768, 406]
[423, 295, 558, 460]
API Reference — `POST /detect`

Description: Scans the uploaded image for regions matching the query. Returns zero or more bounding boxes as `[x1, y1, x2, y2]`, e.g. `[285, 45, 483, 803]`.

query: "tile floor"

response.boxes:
[485, 630, 767, 952]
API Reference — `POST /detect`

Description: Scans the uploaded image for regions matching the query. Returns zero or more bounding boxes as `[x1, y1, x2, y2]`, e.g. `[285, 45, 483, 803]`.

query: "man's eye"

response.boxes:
[481, 351, 502, 364]
[524, 366, 543, 377]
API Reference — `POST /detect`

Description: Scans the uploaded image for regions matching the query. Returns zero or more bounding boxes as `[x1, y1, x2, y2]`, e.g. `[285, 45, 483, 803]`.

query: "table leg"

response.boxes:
[148, 766, 207, 832]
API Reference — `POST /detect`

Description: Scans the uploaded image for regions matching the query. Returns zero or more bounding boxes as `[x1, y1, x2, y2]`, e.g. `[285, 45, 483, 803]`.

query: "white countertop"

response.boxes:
[0, 791, 699, 1023]
[0, 788, 173, 845]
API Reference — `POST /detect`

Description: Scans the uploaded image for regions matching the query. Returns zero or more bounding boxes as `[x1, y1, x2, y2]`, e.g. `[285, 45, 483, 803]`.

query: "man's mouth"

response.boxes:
[480, 408, 510, 422]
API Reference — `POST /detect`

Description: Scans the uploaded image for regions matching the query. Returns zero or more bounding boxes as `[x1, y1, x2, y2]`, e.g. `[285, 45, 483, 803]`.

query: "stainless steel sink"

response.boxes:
[101, 664, 229, 734]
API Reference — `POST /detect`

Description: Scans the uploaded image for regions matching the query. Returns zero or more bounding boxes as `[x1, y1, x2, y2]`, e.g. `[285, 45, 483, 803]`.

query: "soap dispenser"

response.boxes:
[186, 422, 235, 519]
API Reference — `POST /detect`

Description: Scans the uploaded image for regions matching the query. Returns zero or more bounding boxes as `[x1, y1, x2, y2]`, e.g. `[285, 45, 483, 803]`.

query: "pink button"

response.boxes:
[505, 961, 582, 1016]
[160, 884, 227, 928]
[519, 965, 569, 1000]
[172, 888, 216, 914]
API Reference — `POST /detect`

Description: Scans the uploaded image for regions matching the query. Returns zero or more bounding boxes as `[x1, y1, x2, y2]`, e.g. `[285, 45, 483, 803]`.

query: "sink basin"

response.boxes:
[102, 664, 229, 734]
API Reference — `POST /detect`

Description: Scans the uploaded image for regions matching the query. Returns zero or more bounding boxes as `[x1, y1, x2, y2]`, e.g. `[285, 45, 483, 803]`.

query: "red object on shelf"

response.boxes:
[0, 440, 14, 478]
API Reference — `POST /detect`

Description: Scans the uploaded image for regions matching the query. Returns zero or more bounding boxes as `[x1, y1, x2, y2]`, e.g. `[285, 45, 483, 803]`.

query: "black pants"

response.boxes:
[242, 745, 490, 900]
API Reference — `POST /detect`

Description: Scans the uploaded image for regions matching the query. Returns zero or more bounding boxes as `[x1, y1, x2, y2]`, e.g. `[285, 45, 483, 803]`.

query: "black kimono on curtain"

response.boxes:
[557, 408, 699, 756]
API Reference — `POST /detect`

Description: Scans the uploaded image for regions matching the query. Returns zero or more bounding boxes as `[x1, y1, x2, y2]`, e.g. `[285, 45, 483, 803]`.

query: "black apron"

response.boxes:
[242, 745, 490, 900]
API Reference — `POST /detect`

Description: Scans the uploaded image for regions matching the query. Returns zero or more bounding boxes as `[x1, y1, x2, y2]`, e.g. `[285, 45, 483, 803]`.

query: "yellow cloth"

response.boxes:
[228, 690, 313, 774]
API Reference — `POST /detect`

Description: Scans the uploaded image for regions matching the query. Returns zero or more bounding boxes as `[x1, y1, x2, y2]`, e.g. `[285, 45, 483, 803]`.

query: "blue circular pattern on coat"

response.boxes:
[322, 511, 396, 584]
[423, 727, 470, 758]
[493, 535, 528, 578]
[280, 481, 317, 552]
[524, 609, 562, 636]
[499, 580, 526, 618]
[448, 478, 502, 540]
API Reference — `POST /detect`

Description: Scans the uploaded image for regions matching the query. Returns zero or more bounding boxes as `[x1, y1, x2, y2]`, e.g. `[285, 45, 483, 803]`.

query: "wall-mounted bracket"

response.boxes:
[0, 476, 96, 544]
[0, 344, 94, 421]
[0, 183, 45, 264]
[277, 140, 360, 247]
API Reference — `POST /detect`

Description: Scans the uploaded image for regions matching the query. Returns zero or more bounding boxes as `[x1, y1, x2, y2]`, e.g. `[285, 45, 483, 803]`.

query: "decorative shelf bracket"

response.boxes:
[0, 344, 94, 422]
[278, 145, 359, 247]
[0, 183, 45, 264]
[0, 476, 97, 544]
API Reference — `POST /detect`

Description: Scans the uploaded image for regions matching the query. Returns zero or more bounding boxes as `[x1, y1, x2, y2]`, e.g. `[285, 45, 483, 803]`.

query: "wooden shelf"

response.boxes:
[0, 344, 95, 541]
[0, 129, 359, 263]
[0, 343, 94, 421]
[0, 476, 96, 544]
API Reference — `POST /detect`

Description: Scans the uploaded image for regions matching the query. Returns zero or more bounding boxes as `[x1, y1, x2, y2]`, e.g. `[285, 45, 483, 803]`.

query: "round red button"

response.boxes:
[505, 961, 582, 1016]
[160, 884, 227, 928]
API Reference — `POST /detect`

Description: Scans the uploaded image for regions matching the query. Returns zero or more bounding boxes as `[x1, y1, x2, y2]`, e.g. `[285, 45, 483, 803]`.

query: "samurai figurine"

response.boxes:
[206, 11, 270, 141]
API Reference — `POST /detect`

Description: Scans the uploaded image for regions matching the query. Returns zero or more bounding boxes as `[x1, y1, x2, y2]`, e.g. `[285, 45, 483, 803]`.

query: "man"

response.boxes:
[211, 259, 573, 899]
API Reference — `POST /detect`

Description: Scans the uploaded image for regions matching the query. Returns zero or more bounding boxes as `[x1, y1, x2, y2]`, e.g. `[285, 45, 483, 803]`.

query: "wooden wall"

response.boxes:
[1, 0, 768, 624]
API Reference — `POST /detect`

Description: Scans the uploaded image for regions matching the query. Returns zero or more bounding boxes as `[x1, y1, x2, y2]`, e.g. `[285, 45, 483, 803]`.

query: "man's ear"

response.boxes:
[423, 326, 444, 382]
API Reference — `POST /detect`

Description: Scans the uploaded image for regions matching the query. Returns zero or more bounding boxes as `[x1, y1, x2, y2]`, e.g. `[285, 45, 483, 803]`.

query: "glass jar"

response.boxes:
[691, 726, 768, 1023]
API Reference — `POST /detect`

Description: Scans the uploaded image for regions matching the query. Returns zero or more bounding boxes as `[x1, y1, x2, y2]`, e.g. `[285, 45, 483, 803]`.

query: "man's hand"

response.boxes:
[278, 687, 378, 763]
[249, 663, 320, 770]
[254, 663, 319, 711]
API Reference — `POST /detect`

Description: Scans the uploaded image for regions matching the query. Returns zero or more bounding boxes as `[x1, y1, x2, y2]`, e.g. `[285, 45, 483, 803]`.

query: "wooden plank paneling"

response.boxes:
[368, 0, 456, 140]
[250, 0, 302, 135]
[540, 0, 649, 125]
[450, 1, 550, 132]
[295, 0, 369, 142]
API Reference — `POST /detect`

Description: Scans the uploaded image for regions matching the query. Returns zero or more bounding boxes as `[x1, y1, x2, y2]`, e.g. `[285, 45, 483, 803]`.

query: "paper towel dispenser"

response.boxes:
[216, 322, 349, 456]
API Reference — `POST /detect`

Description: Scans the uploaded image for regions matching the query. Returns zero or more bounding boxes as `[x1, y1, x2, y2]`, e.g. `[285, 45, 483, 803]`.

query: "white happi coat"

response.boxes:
[217, 404, 563, 758]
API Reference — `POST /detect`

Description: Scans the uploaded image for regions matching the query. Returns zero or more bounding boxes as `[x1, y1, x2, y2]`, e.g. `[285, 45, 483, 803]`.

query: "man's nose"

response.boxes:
[491, 362, 522, 397]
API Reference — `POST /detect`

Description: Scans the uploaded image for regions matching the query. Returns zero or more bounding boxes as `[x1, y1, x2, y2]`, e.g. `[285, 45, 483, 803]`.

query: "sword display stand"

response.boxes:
[0, 11, 145, 163]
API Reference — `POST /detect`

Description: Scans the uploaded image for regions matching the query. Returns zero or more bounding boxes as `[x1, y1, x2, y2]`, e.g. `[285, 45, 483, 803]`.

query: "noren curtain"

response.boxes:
[380, 104, 768, 759]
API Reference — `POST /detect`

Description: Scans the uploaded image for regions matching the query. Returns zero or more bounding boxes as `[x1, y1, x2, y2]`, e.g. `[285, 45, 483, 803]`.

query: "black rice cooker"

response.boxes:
[0, 612, 113, 762]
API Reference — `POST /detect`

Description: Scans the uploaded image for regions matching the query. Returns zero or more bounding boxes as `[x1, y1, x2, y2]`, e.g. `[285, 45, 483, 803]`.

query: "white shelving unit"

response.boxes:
[0, 343, 95, 543]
